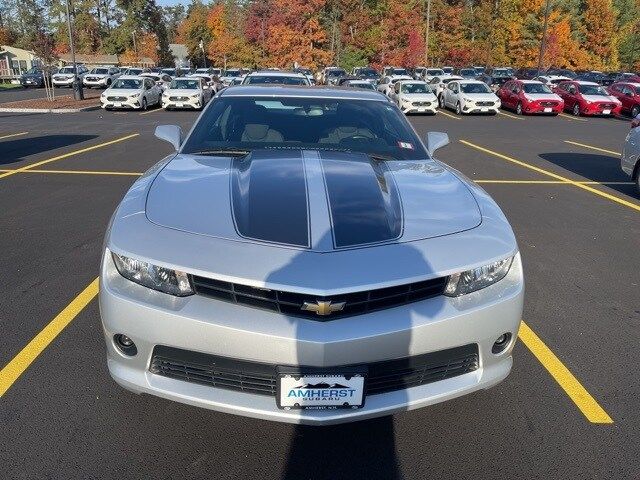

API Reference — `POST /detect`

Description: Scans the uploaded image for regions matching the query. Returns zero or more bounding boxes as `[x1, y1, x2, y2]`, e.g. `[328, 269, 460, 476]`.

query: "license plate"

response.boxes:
[277, 371, 366, 410]
[544, 107, 552, 113]
[603, 109, 611, 115]
[176, 103, 184, 108]
[114, 102, 121, 108]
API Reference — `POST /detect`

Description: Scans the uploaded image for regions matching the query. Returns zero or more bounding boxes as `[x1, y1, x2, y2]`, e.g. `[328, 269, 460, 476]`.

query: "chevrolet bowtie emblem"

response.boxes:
[301, 300, 346, 316]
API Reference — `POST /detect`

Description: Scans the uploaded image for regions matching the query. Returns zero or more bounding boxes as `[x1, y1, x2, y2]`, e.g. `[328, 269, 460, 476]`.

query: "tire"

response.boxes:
[141, 98, 147, 111]
[632, 105, 640, 118]
[573, 104, 580, 116]
[455, 102, 462, 115]
[516, 102, 523, 115]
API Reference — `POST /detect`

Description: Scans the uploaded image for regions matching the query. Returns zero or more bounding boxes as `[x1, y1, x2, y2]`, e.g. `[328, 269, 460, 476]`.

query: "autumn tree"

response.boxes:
[583, 0, 619, 69]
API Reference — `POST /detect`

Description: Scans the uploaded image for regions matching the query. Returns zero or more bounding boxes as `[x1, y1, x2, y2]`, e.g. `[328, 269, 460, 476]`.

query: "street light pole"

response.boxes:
[424, 0, 431, 67]
[537, 0, 551, 75]
[65, 0, 83, 100]
[132, 31, 138, 62]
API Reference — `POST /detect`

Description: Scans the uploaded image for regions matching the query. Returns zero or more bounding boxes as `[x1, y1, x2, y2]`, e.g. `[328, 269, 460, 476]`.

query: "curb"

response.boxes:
[0, 105, 100, 113]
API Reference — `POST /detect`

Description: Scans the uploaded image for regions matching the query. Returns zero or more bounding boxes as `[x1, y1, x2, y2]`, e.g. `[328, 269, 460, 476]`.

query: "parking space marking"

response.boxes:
[140, 108, 163, 116]
[564, 141, 621, 156]
[0, 133, 139, 180]
[460, 140, 640, 213]
[437, 109, 462, 120]
[0, 132, 28, 140]
[0, 278, 99, 398]
[0, 168, 142, 176]
[519, 321, 613, 424]
[497, 111, 523, 120]
[558, 113, 588, 122]
[474, 180, 633, 185]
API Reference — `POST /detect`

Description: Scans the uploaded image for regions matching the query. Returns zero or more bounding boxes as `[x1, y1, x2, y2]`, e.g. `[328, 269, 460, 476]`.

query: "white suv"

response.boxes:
[83, 66, 121, 88]
[52, 65, 88, 87]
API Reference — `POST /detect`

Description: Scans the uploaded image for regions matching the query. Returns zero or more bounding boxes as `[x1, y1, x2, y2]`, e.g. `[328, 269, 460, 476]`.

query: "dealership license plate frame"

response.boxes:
[276, 366, 367, 410]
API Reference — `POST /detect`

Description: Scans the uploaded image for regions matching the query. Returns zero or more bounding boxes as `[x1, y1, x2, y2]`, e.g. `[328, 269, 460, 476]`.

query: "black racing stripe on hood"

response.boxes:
[320, 151, 402, 248]
[231, 150, 309, 247]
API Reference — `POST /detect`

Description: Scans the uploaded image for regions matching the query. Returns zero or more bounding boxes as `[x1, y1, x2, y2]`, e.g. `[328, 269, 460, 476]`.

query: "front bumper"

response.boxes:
[162, 97, 201, 109]
[20, 78, 42, 86]
[401, 103, 437, 114]
[462, 103, 500, 114]
[84, 78, 109, 87]
[579, 104, 622, 116]
[52, 77, 75, 86]
[524, 102, 563, 114]
[100, 251, 524, 425]
[101, 98, 141, 110]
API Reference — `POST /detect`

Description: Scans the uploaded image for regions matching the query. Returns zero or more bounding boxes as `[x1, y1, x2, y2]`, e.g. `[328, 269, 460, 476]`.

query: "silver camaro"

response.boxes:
[100, 86, 524, 425]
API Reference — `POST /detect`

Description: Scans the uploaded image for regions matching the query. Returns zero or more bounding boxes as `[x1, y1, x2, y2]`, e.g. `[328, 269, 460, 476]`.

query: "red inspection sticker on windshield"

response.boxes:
[398, 141, 414, 149]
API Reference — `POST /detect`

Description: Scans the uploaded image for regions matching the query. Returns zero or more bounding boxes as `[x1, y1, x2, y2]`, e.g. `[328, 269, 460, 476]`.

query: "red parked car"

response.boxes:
[608, 82, 640, 117]
[497, 79, 564, 115]
[554, 80, 622, 116]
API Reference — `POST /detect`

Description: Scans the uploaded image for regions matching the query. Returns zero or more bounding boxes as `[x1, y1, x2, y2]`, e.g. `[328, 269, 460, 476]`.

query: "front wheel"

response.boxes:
[455, 102, 462, 115]
[516, 102, 523, 115]
[573, 104, 580, 116]
[631, 105, 640, 118]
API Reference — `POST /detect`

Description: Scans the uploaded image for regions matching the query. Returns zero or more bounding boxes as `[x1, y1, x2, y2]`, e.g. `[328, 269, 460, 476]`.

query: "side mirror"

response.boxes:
[155, 125, 182, 151]
[425, 132, 449, 156]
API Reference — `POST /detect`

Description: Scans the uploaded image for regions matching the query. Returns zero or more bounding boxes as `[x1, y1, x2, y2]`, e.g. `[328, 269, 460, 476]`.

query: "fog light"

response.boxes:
[114, 334, 137, 356]
[492, 332, 512, 354]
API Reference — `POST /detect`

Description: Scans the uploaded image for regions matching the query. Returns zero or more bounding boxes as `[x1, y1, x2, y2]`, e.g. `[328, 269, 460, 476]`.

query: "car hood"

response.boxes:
[581, 94, 619, 103]
[21, 73, 42, 79]
[145, 150, 482, 252]
[163, 88, 200, 96]
[400, 93, 437, 101]
[104, 89, 141, 96]
[463, 93, 499, 101]
[523, 93, 562, 101]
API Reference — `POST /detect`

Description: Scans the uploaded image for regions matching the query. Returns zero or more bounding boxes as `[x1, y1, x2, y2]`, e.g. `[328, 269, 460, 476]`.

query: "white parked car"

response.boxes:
[428, 75, 463, 100]
[100, 76, 162, 111]
[622, 115, 640, 194]
[413, 67, 427, 80]
[83, 66, 120, 88]
[382, 66, 409, 77]
[390, 80, 438, 114]
[440, 79, 501, 115]
[162, 77, 213, 110]
[343, 80, 377, 91]
[140, 72, 173, 91]
[190, 73, 221, 92]
[52, 65, 88, 87]
[242, 71, 311, 86]
[220, 68, 244, 86]
[534, 75, 572, 87]
[423, 68, 445, 82]
[377, 75, 413, 96]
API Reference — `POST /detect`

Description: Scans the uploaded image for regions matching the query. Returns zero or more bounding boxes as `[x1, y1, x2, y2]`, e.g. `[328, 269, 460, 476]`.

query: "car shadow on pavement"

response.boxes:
[0, 134, 98, 165]
[539, 152, 637, 196]
[263, 225, 443, 479]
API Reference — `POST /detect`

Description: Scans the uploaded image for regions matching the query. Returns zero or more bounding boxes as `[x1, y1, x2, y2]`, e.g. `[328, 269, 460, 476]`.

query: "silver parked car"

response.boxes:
[100, 86, 524, 425]
[622, 116, 640, 194]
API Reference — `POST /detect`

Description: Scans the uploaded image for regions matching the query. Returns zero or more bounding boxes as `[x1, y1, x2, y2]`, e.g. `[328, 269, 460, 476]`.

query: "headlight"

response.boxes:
[112, 252, 193, 296]
[129, 94, 139, 99]
[444, 256, 514, 296]
[191, 93, 200, 99]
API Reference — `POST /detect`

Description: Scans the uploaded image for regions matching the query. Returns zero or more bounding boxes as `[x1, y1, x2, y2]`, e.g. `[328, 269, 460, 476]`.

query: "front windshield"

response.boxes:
[126, 69, 143, 75]
[359, 69, 377, 77]
[460, 69, 476, 76]
[523, 83, 552, 94]
[59, 67, 75, 74]
[392, 68, 407, 76]
[426, 69, 444, 76]
[580, 84, 609, 95]
[244, 76, 307, 85]
[295, 69, 312, 76]
[348, 82, 375, 90]
[225, 70, 241, 77]
[92, 68, 109, 74]
[401, 83, 431, 94]
[25, 67, 41, 74]
[461, 83, 491, 94]
[493, 69, 510, 77]
[328, 70, 346, 77]
[112, 79, 142, 89]
[162, 69, 175, 75]
[182, 97, 427, 160]
[171, 79, 199, 89]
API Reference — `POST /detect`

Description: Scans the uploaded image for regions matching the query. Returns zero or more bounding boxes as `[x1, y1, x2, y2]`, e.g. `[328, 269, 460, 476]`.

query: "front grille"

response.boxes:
[476, 101, 494, 107]
[598, 103, 616, 109]
[540, 101, 557, 107]
[107, 96, 127, 101]
[169, 96, 190, 101]
[412, 101, 432, 106]
[191, 275, 447, 320]
[150, 344, 479, 397]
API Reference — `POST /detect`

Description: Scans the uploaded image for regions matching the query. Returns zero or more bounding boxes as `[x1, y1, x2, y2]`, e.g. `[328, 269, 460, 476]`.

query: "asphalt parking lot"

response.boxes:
[1, 105, 639, 479]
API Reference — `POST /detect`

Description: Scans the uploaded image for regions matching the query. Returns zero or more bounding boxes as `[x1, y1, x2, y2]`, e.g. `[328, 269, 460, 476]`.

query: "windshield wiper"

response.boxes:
[190, 148, 251, 157]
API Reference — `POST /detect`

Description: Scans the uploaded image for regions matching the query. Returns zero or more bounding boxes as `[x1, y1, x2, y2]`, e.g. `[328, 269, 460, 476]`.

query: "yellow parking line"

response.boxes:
[0, 133, 139, 180]
[0, 132, 28, 140]
[0, 168, 142, 176]
[474, 180, 633, 185]
[460, 140, 640, 213]
[519, 322, 613, 424]
[140, 108, 163, 116]
[558, 113, 588, 122]
[497, 111, 524, 120]
[0, 278, 99, 397]
[564, 141, 621, 156]
[437, 109, 462, 120]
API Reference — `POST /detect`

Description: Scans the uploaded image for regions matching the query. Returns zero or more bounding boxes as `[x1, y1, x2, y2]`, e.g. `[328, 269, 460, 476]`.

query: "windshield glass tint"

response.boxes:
[112, 79, 142, 89]
[59, 67, 75, 74]
[348, 82, 375, 90]
[461, 83, 491, 93]
[182, 97, 427, 160]
[245, 76, 307, 85]
[360, 69, 377, 77]
[92, 68, 109, 74]
[225, 70, 241, 77]
[328, 70, 346, 77]
[392, 68, 407, 75]
[171, 79, 199, 89]
[523, 83, 552, 94]
[493, 69, 510, 77]
[426, 69, 443, 75]
[401, 83, 431, 94]
[460, 69, 475, 76]
[580, 85, 608, 95]
[26, 67, 41, 74]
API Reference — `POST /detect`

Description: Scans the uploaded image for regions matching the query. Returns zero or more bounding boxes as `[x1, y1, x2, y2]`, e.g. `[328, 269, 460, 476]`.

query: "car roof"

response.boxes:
[575, 80, 598, 85]
[218, 85, 389, 101]
[246, 71, 306, 78]
[117, 75, 145, 80]
[458, 79, 485, 84]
